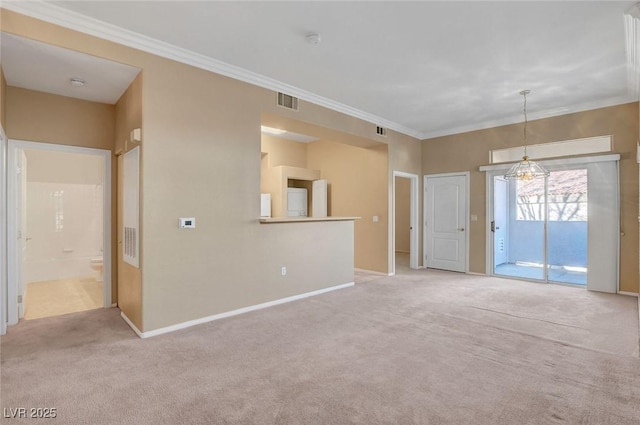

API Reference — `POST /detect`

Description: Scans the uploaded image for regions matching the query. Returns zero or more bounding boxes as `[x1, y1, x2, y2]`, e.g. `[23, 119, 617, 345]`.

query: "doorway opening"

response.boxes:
[7, 140, 112, 324]
[493, 170, 588, 285]
[485, 156, 619, 293]
[392, 171, 419, 275]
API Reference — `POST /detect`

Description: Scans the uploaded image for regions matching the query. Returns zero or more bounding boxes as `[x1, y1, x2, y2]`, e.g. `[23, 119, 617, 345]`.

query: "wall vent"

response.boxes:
[124, 227, 137, 259]
[376, 126, 387, 137]
[123, 146, 140, 268]
[277, 92, 299, 111]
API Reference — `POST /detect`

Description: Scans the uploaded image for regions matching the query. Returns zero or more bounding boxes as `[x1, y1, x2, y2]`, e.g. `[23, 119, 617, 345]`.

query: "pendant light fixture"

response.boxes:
[504, 90, 549, 181]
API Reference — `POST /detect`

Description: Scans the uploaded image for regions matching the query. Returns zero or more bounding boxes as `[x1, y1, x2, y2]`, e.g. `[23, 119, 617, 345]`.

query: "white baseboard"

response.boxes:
[618, 291, 639, 297]
[121, 282, 355, 339]
[355, 268, 388, 276]
[466, 272, 487, 276]
[120, 311, 144, 338]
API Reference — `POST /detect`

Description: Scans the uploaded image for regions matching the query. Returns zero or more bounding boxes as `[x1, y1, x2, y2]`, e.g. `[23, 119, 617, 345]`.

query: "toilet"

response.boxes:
[90, 257, 104, 282]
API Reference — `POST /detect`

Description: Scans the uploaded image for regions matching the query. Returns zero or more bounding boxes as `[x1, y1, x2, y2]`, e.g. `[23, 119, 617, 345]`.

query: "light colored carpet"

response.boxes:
[24, 276, 103, 320]
[1, 269, 639, 424]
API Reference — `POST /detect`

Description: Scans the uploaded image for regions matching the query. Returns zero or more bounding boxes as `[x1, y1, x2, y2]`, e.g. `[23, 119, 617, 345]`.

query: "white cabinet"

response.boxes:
[287, 188, 307, 217]
[312, 179, 328, 218]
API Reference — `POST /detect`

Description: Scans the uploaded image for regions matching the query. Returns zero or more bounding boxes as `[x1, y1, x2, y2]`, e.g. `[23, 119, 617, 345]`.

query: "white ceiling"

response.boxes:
[3, 1, 639, 138]
[0, 32, 140, 104]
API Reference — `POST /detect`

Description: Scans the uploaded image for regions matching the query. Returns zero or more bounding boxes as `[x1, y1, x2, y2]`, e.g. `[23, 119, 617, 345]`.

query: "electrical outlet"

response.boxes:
[281, 266, 287, 276]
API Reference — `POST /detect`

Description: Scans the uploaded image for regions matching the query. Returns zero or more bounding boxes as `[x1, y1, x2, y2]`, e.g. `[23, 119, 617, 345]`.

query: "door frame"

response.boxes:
[0, 127, 7, 334]
[423, 172, 470, 273]
[391, 171, 419, 275]
[6, 139, 112, 326]
[481, 154, 620, 292]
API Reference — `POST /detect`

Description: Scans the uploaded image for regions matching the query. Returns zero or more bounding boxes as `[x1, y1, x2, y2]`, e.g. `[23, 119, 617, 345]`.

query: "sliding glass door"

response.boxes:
[491, 158, 618, 292]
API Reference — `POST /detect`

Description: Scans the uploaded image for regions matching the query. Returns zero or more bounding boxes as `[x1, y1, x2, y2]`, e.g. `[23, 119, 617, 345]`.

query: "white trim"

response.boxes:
[0, 128, 6, 335]
[624, 5, 640, 99]
[423, 172, 470, 273]
[6, 140, 112, 327]
[124, 282, 355, 339]
[466, 272, 487, 276]
[391, 171, 420, 275]
[490, 136, 612, 164]
[355, 268, 388, 276]
[421, 97, 638, 140]
[2, 1, 422, 140]
[120, 311, 143, 338]
[479, 153, 621, 173]
[618, 291, 639, 297]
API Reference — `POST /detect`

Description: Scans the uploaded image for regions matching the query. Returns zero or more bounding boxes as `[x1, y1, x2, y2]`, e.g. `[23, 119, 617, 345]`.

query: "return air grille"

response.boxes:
[376, 126, 387, 137]
[124, 227, 137, 259]
[277, 92, 299, 110]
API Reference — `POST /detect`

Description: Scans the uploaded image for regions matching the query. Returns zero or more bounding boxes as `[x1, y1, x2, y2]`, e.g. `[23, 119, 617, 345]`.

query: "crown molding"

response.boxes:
[1, 1, 423, 140]
[421, 93, 638, 140]
[624, 4, 640, 100]
[2, 1, 638, 142]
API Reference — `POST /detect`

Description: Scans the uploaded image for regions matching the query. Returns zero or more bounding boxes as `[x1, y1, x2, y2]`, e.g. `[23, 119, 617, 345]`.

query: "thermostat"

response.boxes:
[179, 217, 196, 229]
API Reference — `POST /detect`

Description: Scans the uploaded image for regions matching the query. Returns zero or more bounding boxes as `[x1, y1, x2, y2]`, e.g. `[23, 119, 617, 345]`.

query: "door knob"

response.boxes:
[458, 228, 465, 232]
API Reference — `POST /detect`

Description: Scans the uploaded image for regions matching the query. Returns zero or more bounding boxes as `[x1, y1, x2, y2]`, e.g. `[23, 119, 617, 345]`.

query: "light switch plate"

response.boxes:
[179, 217, 196, 228]
[373, 216, 379, 222]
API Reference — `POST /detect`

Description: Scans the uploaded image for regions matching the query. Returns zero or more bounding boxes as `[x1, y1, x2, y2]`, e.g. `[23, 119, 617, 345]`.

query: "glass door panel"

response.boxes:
[493, 176, 546, 281]
[546, 169, 588, 285]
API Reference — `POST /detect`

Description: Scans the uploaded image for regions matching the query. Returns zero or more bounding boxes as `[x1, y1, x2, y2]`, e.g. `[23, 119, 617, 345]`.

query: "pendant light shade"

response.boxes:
[504, 90, 549, 181]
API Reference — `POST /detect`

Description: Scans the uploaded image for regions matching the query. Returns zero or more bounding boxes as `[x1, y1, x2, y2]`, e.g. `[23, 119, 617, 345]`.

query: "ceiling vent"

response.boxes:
[376, 126, 387, 137]
[277, 92, 299, 111]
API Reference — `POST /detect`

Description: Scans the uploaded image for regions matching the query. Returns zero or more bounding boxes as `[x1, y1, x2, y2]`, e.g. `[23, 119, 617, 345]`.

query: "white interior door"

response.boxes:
[425, 174, 467, 272]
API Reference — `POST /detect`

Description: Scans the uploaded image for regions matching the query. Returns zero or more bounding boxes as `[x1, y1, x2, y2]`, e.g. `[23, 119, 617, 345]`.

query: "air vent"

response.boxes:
[277, 92, 299, 111]
[124, 227, 137, 259]
[376, 126, 387, 137]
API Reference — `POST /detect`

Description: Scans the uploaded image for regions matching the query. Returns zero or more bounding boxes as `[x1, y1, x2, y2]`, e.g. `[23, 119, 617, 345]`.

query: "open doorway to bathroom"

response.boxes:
[7, 141, 111, 323]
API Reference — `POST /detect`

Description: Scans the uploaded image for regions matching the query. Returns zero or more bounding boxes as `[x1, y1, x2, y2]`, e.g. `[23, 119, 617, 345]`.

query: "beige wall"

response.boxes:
[6, 87, 115, 149]
[5, 86, 118, 302]
[307, 141, 389, 273]
[261, 135, 308, 169]
[115, 73, 143, 328]
[395, 176, 411, 253]
[1, 9, 419, 332]
[422, 102, 639, 293]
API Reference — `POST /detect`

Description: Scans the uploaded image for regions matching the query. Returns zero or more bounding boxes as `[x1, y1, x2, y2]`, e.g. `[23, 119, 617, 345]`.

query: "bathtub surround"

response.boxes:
[24, 181, 103, 283]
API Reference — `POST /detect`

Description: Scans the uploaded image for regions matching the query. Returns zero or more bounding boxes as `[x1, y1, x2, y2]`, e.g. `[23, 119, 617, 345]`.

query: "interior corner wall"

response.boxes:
[306, 140, 389, 273]
[5, 86, 118, 302]
[115, 73, 143, 329]
[422, 102, 639, 294]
